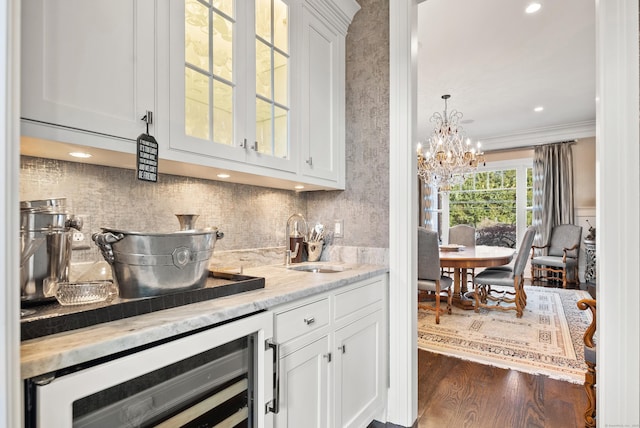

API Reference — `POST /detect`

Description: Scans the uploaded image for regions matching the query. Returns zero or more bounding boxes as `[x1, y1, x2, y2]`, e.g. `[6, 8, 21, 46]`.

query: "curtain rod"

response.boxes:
[484, 140, 576, 154]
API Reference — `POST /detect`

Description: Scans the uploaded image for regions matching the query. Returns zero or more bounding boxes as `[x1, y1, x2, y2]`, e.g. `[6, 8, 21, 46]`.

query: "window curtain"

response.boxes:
[418, 178, 429, 228]
[532, 142, 575, 249]
[418, 179, 438, 233]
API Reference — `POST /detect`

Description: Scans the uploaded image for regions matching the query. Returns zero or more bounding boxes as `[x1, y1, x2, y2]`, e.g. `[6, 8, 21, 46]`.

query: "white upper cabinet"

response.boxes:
[299, 4, 346, 187]
[20, 0, 359, 191]
[21, 0, 156, 150]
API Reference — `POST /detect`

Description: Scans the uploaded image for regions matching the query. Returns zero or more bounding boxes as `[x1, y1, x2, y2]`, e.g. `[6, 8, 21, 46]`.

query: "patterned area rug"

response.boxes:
[417, 286, 593, 383]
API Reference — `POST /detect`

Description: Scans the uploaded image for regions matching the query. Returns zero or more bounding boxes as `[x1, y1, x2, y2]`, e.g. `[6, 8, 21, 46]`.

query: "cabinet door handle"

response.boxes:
[141, 110, 153, 125]
[239, 138, 247, 149]
[265, 339, 280, 414]
[306, 157, 313, 166]
[323, 352, 332, 362]
[303, 317, 315, 325]
[339, 344, 346, 354]
[251, 141, 259, 151]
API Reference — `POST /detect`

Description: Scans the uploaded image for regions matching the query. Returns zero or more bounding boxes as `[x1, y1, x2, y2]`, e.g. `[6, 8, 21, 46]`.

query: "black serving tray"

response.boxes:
[20, 271, 265, 341]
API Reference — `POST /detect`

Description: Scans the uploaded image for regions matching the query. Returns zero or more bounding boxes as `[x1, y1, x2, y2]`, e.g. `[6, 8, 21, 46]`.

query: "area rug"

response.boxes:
[417, 286, 593, 383]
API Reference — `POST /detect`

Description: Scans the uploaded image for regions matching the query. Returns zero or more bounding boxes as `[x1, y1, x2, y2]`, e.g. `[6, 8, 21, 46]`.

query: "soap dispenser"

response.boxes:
[289, 221, 305, 264]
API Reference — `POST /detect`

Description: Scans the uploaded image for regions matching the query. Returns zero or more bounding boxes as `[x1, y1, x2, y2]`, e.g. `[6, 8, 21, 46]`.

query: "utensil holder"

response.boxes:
[307, 240, 324, 262]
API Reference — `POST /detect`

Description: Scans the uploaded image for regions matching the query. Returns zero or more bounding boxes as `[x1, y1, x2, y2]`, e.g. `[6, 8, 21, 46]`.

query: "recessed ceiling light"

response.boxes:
[525, 2, 542, 14]
[69, 151, 92, 158]
[217, 173, 230, 179]
[294, 185, 305, 190]
[534, 106, 544, 112]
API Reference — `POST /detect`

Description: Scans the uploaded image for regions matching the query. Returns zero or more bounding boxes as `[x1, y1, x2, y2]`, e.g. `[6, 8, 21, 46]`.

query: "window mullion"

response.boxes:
[515, 165, 528, 249]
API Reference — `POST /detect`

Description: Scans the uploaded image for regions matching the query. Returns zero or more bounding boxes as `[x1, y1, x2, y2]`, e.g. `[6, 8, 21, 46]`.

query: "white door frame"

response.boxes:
[1, 0, 22, 427]
[595, 0, 639, 423]
[387, 1, 418, 425]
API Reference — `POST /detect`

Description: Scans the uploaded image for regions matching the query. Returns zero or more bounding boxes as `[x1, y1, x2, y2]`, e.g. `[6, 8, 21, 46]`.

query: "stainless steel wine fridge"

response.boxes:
[25, 311, 275, 428]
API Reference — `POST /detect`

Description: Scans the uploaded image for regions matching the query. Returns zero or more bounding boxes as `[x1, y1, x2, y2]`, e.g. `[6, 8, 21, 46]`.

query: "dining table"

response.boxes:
[439, 245, 515, 310]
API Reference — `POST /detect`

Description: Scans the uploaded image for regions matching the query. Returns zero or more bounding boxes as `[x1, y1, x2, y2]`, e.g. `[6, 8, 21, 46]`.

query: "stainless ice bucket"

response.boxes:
[92, 227, 224, 299]
[20, 198, 82, 304]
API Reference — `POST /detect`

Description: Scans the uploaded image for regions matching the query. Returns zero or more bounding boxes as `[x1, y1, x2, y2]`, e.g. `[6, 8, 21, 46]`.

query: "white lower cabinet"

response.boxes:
[334, 310, 384, 428]
[277, 336, 330, 428]
[271, 275, 388, 428]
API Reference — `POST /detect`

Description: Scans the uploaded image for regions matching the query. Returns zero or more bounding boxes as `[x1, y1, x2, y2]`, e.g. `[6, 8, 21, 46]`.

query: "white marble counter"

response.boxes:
[20, 262, 388, 380]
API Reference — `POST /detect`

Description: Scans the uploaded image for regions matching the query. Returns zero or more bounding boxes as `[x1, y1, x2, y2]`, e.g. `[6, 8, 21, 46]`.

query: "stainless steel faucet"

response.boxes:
[285, 213, 308, 265]
[284, 241, 300, 266]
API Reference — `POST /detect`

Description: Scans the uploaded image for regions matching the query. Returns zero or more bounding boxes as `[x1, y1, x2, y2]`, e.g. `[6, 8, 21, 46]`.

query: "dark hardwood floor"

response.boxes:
[415, 350, 585, 428]
[369, 278, 591, 427]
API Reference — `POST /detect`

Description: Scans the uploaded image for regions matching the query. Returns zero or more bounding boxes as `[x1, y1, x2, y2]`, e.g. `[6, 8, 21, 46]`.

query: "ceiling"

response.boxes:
[417, 0, 596, 152]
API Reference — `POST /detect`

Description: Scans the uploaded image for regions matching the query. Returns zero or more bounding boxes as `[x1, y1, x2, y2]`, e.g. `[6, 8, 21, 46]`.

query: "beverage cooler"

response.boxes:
[24, 311, 275, 428]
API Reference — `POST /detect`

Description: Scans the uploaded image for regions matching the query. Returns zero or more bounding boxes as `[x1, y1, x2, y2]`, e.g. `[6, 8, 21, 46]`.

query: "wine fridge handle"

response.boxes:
[266, 339, 280, 414]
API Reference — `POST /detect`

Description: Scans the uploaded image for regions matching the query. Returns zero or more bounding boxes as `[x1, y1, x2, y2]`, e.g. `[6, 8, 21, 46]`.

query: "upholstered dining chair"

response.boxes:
[531, 224, 583, 288]
[449, 224, 476, 248]
[577, 298, 597, 428]
[417, 227, 453, 324]
[472, 226, 536, 318]
[445, 224, 476, 284]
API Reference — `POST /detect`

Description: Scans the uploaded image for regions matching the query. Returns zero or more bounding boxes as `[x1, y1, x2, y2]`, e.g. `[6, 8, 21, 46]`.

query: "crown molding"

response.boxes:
[304, 0, 360, 35]
[480, 120, 596, 151]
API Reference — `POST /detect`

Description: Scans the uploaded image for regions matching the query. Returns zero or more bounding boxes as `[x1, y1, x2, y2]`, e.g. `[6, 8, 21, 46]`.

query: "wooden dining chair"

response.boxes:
[577, 298, 597, 428]
[531, 224, 582, 288]
[449, 224, 476, 248]
[473, 226, 536, 318]
[445, 224, 476, 285]
[417, 227, 452, 324]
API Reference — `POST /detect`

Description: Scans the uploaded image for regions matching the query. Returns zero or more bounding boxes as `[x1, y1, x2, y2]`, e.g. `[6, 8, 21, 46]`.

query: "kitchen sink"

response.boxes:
[286, 264, 350, 273]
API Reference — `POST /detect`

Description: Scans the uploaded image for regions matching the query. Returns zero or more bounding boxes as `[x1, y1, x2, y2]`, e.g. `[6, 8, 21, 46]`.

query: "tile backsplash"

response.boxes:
[20, 156, 308, 263]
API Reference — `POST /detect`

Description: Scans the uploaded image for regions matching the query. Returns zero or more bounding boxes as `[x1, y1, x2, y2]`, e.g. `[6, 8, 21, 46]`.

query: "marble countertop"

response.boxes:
[20, 262, 388, 380]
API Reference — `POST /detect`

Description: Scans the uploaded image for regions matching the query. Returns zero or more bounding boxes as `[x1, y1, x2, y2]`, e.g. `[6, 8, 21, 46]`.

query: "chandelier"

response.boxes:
[417, 94, 485, 191]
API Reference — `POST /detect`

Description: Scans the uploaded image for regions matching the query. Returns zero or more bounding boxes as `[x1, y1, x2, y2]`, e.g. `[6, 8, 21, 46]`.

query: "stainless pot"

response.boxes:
[92, 227, 224, 299]
[20, 198, 83, 304]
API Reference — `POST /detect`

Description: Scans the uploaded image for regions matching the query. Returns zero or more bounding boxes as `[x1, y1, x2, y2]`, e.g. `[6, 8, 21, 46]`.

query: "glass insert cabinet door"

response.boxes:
[178, 0, 290, 162]
[255, 0, 290, 159]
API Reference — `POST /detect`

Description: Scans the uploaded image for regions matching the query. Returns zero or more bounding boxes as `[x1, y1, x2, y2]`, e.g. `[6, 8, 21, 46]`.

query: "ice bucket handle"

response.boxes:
[92, 231, 125, 265]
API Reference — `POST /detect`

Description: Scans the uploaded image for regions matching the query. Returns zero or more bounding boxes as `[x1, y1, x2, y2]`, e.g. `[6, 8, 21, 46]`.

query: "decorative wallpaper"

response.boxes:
[307, 0, 390, 249]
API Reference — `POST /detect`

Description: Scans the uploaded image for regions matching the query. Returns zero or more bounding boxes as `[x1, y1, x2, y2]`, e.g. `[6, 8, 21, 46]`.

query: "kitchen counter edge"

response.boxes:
[20, 263, 388, 380]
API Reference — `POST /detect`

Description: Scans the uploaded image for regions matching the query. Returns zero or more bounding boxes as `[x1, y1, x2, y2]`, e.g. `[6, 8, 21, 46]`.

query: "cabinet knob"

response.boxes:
[303, 316, 315, 325]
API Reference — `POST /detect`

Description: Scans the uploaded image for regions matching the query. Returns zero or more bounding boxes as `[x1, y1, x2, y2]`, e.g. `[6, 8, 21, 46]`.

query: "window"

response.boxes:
[421, 158, 533, 249]
[449, 169, 519, 247]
